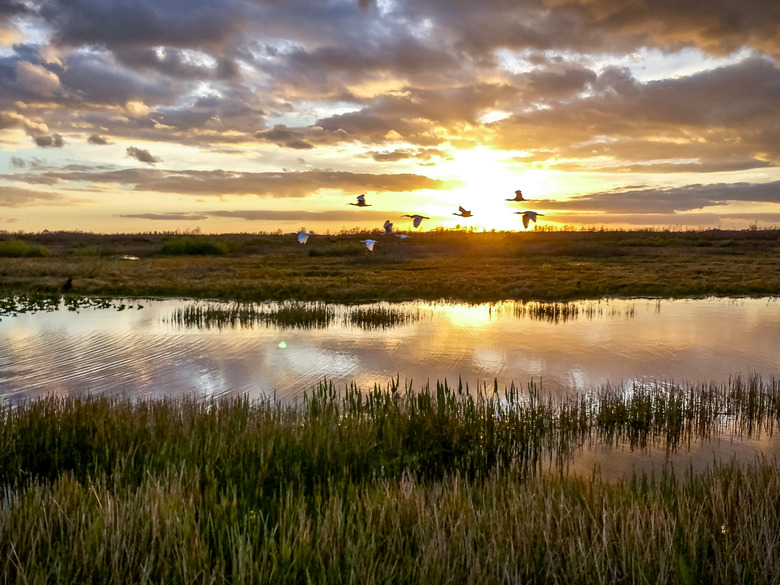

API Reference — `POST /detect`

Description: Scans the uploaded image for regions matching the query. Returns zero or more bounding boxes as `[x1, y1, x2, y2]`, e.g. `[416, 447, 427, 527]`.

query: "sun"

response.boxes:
[432, 147, 553, 231]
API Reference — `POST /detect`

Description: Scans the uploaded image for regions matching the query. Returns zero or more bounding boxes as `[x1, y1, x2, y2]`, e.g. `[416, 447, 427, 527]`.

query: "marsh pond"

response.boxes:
[2, 296, 779, 476]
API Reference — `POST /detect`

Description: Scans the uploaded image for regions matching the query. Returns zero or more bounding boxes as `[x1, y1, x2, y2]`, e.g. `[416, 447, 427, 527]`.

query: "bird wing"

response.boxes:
[522, 214, 530, 228]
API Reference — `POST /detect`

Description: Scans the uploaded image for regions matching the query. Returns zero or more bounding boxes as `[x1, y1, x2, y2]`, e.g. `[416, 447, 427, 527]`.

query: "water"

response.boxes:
[2, 296, 778, 402]
[2, 296, 779, 477]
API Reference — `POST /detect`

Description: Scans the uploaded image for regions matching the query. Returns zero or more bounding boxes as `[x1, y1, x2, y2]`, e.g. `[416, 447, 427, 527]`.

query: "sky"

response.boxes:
[1, 0, 779, 235]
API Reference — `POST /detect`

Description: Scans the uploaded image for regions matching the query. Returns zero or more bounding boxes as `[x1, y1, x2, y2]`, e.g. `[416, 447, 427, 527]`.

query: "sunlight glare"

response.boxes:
[435, 147, 552, 231]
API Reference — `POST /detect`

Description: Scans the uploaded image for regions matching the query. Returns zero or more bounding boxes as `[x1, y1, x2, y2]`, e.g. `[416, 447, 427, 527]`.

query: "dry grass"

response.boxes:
[1, 229, 778, 302]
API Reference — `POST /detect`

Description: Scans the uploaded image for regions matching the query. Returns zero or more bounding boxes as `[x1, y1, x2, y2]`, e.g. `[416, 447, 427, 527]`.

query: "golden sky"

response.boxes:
[1, 0, 779, 234]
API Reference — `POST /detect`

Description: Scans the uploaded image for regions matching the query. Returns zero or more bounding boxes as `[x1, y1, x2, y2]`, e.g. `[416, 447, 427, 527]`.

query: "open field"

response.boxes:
[2, 377, 780, 583]
[1, 228, 779, 302]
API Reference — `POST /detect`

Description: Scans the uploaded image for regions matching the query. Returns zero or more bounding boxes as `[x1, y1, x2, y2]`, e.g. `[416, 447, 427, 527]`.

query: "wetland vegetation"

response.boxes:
[1, 228, 779, 303]
[2, 228, 780, 582]
[1, 376, 779, 583]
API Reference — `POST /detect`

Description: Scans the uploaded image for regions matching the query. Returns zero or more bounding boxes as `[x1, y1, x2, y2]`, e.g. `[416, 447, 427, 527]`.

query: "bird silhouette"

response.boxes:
[506, 190, 526, 202]
[297, 231, 310, 244]
[61, 278, 72, 292]
[515, 210, 544, 229]
[361, 239, 377, 251]
[349, 194, 371, 207]
[402, 214, 429, 228]
[382, 220, 394, 235]
[453, 206, 472, 217]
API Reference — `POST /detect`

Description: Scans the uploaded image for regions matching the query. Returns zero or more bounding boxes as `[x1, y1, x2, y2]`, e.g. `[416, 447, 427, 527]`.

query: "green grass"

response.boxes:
[1, 376, 779, 583]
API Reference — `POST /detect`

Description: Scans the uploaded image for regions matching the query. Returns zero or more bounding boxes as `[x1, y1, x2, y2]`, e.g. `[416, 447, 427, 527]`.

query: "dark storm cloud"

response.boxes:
[126, 146, 161, 165]
[540, 181, 780, 214]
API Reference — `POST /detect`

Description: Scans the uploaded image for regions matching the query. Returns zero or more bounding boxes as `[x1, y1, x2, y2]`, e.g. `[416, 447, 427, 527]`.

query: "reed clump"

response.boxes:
[345, 303, 425, 329]
[166, 300, 337, 329]
[165, 301, 427, 330]
[1, 376, 779, 583]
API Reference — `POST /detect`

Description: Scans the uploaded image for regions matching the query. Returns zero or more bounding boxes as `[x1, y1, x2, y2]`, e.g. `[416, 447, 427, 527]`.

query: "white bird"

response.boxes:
[402, 214, 429, 228]
[297, 231, 310, 244]
[361, 239, 377, 251]
[453, 206, 472, 217]
[506, 190, 526, 202]
[396, 234, 410, 239]
[349, 194, 371, 207]
[382, 220, 394, 235]
[515, 210, 544, 229]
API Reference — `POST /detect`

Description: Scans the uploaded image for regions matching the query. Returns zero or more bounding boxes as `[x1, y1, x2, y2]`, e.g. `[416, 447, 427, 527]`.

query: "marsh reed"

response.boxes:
[165, 300, 427, 330]
[1, 375, 779, 583]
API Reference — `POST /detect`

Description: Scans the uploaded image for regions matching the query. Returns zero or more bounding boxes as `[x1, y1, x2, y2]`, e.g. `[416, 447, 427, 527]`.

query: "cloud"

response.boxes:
[120, 212, 211, 221]
[15, 61, 62, 96]
[6, 165, 461, 198]
[87, 134, 110, 145]
[0, 0, 778, 232]
[255, 125, 313, 149]
[10, 156, 25, 168]
[119, 209, 395, 222]
[0, 186, 85, 207]
[40, 0, 242, 52]
[361, 147, 454, 163]
[540, 181, 780, 215]
[126, 146, 161, 165]
[33, 133, 64, 148]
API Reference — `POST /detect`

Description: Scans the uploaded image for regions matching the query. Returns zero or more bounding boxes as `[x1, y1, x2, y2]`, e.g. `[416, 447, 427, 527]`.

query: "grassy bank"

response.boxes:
[2, 377, 779, 583]
[1, 229, 779, 302]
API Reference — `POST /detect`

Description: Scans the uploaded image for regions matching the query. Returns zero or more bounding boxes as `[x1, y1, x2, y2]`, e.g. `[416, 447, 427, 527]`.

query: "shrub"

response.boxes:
[159, 236, 232, 256]
[0, 238, 51, 257]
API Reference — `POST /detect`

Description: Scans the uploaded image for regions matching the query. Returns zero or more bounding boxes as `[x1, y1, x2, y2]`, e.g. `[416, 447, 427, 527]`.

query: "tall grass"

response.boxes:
[166, 301, 337, 329]
[0, 377, 780, 583]
[165, 301, 427, 330]
[1, 376, 779, 583]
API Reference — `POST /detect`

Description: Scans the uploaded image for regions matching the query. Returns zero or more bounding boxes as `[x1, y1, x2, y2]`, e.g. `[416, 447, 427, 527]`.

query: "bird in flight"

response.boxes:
[349, 194, 370, 207]
[402, 214, 429, 228]
[515, 210, 544, 229]
[297, 231, 310, 244]
[361, 239, 377, 251]
[453, 206, 472, 217]
[506, 190, 526, 202]
[382, 220, 394, 235]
